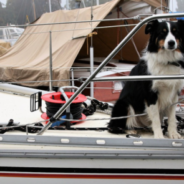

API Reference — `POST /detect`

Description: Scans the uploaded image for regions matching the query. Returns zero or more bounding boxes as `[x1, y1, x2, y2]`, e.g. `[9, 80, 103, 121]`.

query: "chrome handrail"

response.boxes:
[91, 75, 184, 82]
[37, 13, 184, 135]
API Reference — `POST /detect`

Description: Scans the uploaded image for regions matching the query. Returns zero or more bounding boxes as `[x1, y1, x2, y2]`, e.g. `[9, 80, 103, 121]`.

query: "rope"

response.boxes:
[59, 113, 147, 122]
[46, 101, 83, 119]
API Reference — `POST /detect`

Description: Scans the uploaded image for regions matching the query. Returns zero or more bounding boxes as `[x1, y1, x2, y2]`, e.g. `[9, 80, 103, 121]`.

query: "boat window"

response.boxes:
[0, 30, 4, 39]
[5, 30, 9, 39]
[9, 29, 19, 39]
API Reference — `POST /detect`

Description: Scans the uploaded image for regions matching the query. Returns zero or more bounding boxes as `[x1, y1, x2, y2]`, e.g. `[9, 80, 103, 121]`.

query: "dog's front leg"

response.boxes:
[146, 102, 164, 139]
[167, 96, 181, 139]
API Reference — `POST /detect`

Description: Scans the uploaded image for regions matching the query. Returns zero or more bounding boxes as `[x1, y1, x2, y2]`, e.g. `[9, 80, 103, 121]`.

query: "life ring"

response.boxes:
[41, 92, 87, 104]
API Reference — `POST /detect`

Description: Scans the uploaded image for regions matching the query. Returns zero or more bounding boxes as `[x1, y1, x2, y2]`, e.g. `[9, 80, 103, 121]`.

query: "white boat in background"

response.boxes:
[0, 27, 24, 46]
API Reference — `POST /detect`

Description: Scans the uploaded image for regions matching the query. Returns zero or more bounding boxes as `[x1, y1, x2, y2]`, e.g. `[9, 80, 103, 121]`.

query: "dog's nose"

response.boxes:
[168, 40, 175, 48]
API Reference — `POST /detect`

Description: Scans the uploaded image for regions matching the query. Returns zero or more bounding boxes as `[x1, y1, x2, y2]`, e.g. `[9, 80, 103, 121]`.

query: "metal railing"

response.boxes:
[0, 15, 145, 29]
[91, 75, 184, 82]
[37, 12, 184, 135]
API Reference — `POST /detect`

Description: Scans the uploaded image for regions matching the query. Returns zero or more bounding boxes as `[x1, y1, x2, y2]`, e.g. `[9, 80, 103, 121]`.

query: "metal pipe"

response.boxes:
[49, 31, 53, 91]
[1, 13, 182, 29]
[0, 83, 52, 95]
[0, 17, 139, 28]
[48, 0, 52, 12]
[37, 13, 184, 135]
[90, 47, 94, 97]
[91, 75, 184, 82]
[70, 69, 75, 92]
[124, 20, 140, 59]
[32, 0, 37, 20]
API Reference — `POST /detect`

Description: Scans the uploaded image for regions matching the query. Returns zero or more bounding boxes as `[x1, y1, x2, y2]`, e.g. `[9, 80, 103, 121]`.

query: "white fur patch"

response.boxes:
[126, 105, 137, 129]
[143, 50, 183, 65]
[140, 48, 184, 138]
[164, 22, 177, 50]
[144, 51, 184, 110]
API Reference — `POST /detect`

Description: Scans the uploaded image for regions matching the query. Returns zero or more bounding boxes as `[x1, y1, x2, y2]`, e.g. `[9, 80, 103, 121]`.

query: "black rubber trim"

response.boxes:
[0, 167, 184, 174]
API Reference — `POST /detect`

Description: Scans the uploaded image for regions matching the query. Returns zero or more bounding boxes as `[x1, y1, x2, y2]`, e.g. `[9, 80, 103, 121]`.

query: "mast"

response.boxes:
[48, 0, 52, 12]
[32, 0, 36, 20]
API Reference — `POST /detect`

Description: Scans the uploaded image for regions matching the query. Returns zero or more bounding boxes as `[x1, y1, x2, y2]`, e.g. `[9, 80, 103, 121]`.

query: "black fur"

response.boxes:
[108, 60, 157, 133]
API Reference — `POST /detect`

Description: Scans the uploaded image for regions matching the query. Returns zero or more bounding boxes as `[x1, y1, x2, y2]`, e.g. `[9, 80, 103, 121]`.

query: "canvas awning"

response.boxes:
[0, 0, 166, 87]
[0, 0, 120, 87]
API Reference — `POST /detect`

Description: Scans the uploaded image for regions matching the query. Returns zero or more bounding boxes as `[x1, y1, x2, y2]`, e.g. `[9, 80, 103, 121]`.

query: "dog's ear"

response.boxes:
[145, 20, 159, 34]
[178, 19, 184, 29]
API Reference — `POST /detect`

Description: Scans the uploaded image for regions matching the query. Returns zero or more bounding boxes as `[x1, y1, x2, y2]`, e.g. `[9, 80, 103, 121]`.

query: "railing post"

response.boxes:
[90, 46, 94, 97]
[70, 68, 75, 92]
[49, 31, 53, 91]
[49, 0, 52, 12]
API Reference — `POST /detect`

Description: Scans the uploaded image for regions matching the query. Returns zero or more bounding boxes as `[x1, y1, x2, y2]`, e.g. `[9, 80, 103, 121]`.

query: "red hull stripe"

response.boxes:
[0, 173, 184, 180]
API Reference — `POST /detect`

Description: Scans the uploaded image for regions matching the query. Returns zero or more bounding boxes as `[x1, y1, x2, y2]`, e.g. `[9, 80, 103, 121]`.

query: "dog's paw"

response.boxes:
[126, 130, 138, 135]
[154, 132, 164, 139]
[168, 130, 181, 139]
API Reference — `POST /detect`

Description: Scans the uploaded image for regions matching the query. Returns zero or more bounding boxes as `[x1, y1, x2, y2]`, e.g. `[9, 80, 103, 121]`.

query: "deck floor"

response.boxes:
[0, 91, 183, 139]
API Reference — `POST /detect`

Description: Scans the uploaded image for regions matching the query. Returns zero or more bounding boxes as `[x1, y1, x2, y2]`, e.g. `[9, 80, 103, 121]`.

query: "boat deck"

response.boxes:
[0, 91, 183, 139]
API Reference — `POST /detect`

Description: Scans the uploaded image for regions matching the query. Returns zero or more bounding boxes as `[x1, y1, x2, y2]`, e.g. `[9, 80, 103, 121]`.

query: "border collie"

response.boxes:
[108, 19, 184, 139]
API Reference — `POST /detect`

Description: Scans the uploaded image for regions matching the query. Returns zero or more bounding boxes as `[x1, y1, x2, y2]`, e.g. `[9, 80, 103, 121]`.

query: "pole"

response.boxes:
[90, 46, 94, 97]
[49, 31, 53, 91]
[49, 0, 52, 12]
[71, 69, 75, 92]
[90, 0, 94, 98]
[32, 0, 36, 20]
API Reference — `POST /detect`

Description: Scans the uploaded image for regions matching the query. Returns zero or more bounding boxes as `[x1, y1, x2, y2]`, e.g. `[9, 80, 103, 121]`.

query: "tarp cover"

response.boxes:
[0, 0, 119, 87]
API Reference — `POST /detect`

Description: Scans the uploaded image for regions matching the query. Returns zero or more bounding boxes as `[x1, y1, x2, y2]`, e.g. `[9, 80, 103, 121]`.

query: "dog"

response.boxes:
[108, 19, 184, 139]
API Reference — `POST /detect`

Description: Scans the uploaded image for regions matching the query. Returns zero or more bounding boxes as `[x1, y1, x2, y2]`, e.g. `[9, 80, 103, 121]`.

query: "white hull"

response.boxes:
[1, 175, 184, 184]
[0, 87, 184, 183]
[0, 158, 184, 183]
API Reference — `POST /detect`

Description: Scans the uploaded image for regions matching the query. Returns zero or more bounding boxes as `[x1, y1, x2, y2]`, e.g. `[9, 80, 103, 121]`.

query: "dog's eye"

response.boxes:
[173, 28, 177, 33]
[163, 29, 167, 32]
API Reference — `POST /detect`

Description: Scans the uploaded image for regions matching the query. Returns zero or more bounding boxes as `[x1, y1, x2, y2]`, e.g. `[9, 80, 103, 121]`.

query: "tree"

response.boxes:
[0, 0, 61, 26]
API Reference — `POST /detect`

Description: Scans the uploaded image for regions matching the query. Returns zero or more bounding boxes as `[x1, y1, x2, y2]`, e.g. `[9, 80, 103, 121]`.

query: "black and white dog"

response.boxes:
[108, 20, 184, 139]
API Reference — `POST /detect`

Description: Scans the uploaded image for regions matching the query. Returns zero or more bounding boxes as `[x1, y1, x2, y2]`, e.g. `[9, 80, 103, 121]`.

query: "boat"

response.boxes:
[0, 0, 184, 183]
[0, 27, 24, 46]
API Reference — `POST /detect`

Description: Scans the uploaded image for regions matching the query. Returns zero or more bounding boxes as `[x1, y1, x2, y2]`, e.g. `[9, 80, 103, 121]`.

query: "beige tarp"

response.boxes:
[0, 0, 166, 87]
[0, 0, 119, 87]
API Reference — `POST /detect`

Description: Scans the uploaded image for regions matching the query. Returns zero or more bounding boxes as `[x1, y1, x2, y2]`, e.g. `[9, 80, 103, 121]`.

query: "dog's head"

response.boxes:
[145, 20, 184, 53]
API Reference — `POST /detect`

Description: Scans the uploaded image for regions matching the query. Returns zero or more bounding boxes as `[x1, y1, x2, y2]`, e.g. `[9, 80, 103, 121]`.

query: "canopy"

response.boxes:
[0, 0, 166, 87]
[0, 40, 11, 56]
[0, 0, 119, 87]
